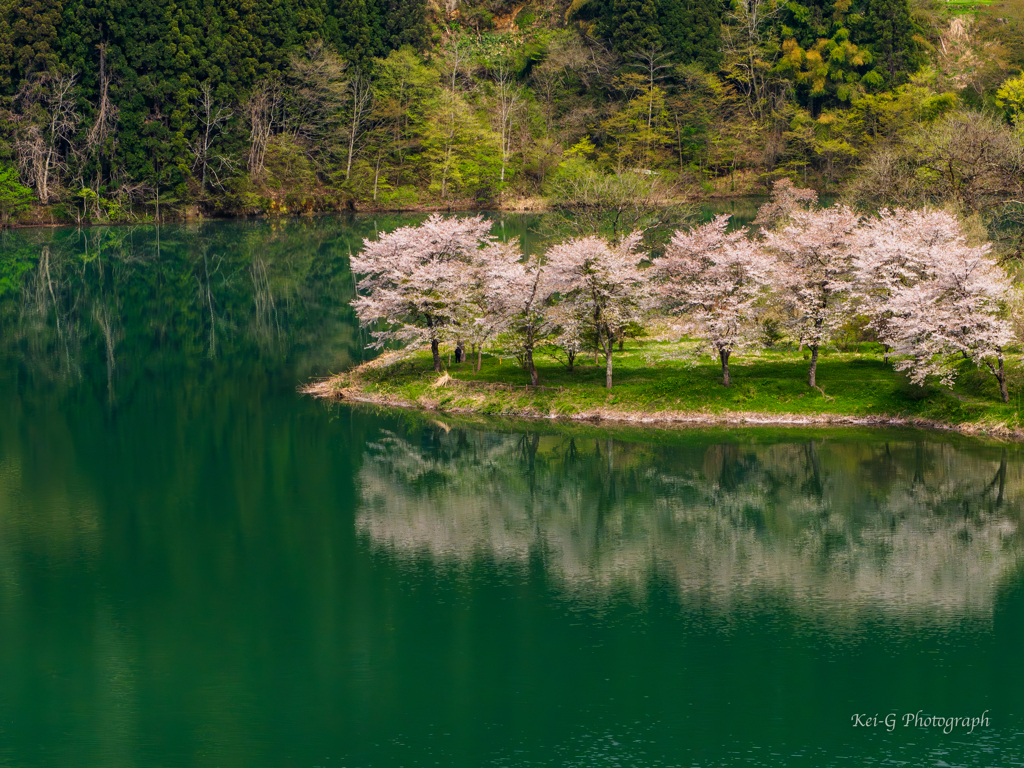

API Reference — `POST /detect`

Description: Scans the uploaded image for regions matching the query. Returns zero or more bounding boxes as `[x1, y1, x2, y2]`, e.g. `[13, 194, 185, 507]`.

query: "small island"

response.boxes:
[307, 183, 1023, 439]
[306, 342, 1023, 438]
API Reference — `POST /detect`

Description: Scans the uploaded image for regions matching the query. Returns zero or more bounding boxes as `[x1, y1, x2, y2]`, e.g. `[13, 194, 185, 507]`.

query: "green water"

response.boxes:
[2, 217, 1024, 768]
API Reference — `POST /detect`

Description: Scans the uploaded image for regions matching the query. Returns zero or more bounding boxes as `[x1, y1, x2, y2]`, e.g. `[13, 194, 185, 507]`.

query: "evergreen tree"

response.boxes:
[7, 0, 65, 87]
[374, 0, 428, 52]
[861, 0, 922, 84]
[609, 0, 662, 55]
[0, 0, 13, 95]
[658, 0, 723, 70]
[326, 0, 380, 63]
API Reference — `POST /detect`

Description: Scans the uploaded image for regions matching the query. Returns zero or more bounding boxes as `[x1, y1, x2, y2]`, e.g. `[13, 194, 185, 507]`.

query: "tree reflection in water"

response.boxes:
[358, 426, 1024, 623]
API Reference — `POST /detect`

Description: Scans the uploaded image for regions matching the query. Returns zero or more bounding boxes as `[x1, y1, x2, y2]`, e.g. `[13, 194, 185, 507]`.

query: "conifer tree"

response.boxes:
[657, 0, 723, 70]
[374, 0, 428, 52]
[861, 0, 921, 84]
[7, 0, 65, 87]
[609, 0, 662, 55]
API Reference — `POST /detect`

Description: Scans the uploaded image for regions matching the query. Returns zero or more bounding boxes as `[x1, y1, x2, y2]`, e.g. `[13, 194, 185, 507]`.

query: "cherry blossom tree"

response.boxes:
[752, 178, 819, 231]
[851, 208, 964, 351]
[350, 214, 495, 372]
[543, 233, 653, 389]
[878, 239, 1015, 402]
[653, 215, 775, 386]
[484, 248, 554, 386]
[451, 241, 523, 373]
[761, 205, 862, 388]
[548, 304, 587, 373]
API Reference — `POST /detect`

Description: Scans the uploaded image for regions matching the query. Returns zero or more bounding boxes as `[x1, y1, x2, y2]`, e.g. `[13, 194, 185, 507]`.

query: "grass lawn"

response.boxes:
[318, 341, 1024, 435]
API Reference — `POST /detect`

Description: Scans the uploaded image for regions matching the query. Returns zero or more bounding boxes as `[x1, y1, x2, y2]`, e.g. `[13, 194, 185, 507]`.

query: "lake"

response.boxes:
[1, 216, 1022, 767]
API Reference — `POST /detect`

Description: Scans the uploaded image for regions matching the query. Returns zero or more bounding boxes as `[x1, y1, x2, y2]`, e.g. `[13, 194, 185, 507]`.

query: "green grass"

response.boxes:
[333, 341, 1024, 434]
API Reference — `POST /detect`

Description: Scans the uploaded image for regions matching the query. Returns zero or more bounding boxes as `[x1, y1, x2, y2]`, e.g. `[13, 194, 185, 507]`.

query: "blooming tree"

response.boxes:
[653, 215, 775, 386]
[761, 205, 862, 388]
[548, 303, 588, 373]
[851, 208, 963, 347]
[447, 241, 522, 372]
[350, 214, 495, 372]
[881, 240, 1015, 402]
[484, 248, 554, 386]
[543, 232, 653, 389]
[752, 179, 819, 231]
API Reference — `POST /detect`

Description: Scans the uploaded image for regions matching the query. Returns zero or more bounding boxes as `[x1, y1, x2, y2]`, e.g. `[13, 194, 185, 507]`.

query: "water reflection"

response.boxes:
[358, 427, 1024, 622]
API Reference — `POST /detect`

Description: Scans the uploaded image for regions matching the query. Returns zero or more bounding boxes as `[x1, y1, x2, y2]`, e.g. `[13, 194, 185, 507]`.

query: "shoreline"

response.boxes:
[301, 374, 1024, 442]
[4, 188, 775, 230]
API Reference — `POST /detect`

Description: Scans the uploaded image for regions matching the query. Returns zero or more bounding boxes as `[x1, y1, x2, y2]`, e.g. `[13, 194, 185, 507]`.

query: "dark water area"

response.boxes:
[1, 216, 1023, 767]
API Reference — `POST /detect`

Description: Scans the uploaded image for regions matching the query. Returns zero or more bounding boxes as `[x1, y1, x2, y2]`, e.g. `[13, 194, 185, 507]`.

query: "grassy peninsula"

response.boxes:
[306, 343, 1024, 438]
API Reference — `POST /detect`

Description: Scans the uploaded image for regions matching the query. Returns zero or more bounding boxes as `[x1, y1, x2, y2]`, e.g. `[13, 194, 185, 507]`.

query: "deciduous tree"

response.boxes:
[851, 208, 962, 347]
[760, 204, 861, 388]
[544, 232, 652, 389]
[870, 224, 1016, 401]
[485, 249, 554, 385]
[12, 69, 79, 204]
[350, 214, 496, 372]
[654, 215, 775, 386]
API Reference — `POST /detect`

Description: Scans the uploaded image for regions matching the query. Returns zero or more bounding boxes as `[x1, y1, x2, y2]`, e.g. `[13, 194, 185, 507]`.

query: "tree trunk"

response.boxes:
[999, 355, 1009, 403]
[525, 347, 539, 387]
[808, 345, 819, 388]
[476, 346, 482, 373]
[720, 349, 731, 387]
[605, 335, 614, 390]
[431, 338, 442, 372]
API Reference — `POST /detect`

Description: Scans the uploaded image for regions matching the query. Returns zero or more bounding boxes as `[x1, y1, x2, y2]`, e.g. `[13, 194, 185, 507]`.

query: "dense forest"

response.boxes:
[0, 0, 1022, 226]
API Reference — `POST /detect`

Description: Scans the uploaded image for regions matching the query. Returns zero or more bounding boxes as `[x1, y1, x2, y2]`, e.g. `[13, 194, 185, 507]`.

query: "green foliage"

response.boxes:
[997, 73, 1024, 125]
[772, 0, 926, 105]
[658, 0, 722, 70]
[589, 0, 723, 67]
[0, 164, 33, 224]
[0, 0, 1018, 214]
[420, 93, 503, 202]
[601, 78, 676, 168]
[342, 341, 1024, 425]
[610, 0, 662, 53]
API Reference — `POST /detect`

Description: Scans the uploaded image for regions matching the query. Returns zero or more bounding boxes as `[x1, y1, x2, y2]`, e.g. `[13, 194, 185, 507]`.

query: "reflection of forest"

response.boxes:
[358, 428, 1024, 620]
[0, 218, 380, 403]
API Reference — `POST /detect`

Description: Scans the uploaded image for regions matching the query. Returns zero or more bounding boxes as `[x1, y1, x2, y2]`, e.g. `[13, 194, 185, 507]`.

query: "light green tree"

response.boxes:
[996, 73, 1024, 127]
[0, 164, 34, 226]
[420, 93, 503, 203]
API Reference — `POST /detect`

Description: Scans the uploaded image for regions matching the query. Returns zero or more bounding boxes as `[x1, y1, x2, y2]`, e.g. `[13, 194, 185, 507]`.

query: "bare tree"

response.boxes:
[288, 39, 349, 154]
[847, 111, 1024, 248]
[345, 68, 374, 181]
[532, 33, 613, 141]
[490, 59, 524, 189]
[244, 79, 283, 178]
[191, 81, 232, 190]
[13, 70, 80, 204]
[722, 0, 786, 119]
[82, 44, 118, 207]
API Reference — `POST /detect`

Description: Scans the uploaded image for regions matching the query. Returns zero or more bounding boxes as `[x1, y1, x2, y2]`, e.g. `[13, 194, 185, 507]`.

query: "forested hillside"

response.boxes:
[0, 0, 1022, 224]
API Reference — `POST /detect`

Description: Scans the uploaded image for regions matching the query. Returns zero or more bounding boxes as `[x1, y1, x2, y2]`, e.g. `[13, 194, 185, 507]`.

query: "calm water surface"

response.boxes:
[1, 216, 1023, 767]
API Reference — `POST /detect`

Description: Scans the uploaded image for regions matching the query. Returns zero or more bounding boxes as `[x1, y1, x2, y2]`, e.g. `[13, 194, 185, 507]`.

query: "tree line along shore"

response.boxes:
[0, 0, 1022, 228]
[307, 182, 1024, 436]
